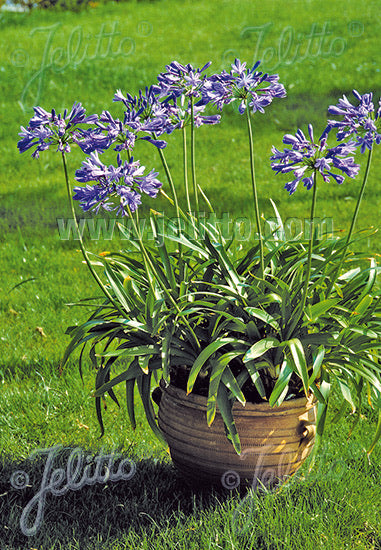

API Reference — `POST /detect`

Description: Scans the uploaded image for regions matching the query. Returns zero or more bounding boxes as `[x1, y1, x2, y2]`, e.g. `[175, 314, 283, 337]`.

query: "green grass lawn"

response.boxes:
[1, 0, 381, 548]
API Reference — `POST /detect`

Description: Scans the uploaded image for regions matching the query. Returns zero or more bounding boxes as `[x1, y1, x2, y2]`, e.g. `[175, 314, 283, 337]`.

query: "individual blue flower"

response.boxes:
[156, 61, 212, 99]
[271, 124, 360, 194]
[18, 125, 54, 158]
[162, 95, 221, 133]
[137, 169, 162, 197]
[72, 184, 111, 213]
[199, 58, 286, 115]
[17, 102, 97, 158]
[327, 90, 381, 153]
[73, 127, 114, 154]
[113, 86, 169, 139]
[75, 151, 112, 183]
[116, 187, 142, 214]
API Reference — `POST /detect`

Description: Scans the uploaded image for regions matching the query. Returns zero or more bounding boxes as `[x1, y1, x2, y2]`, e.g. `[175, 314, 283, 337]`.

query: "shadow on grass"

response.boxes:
[0, 446, 234, 549]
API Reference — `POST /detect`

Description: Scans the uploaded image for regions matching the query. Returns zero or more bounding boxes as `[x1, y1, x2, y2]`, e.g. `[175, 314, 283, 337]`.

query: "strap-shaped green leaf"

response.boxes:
[337, 379, 356, 412]
[138, 354, 151, 374]
[95, 395, 105, 438]
[305, 298, 339, 323]
[137, 373, 167, 446]
[286, 338, 309, 397]
[269, 359, 293, 407]
[97, 344, 160, 358]
[187, 337, 237, 394]
[160, 227, 209, 257]
[62, 319, 113, 368]
[308, 345, 325, 385]
[316, 378, 331, 436]
[244, 359, 267, 399]
[103, 262, 131, 312]
[352, 294, 373, 317]
[206, 351, 245, 425]
[94, 364, 112, 438]
[150, 216, 177, 293]
[161, 329, 172, 382]
[244, 307, 281, 331]
[216, 385, 241, 454]
[221, 367, 246, 405]
[94, 360, 149, 396]
[243, 337, 280, 363]
[310, 382, 327, 404]
[125, 378, 136, 430]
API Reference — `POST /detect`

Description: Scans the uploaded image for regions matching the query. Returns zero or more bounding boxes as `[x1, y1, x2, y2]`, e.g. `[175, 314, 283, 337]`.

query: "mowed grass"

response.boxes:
[1, 0, 381, 548]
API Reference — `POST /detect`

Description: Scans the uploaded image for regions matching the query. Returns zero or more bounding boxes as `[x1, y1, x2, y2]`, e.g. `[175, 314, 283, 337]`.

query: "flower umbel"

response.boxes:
[155, 61, 212, 99]
[200, 58, 286, 114]
[271, 124, 360, 194]
[327, 90, 381, 153]
[73, 152, 162, 216]
[17, 103, 97, 158]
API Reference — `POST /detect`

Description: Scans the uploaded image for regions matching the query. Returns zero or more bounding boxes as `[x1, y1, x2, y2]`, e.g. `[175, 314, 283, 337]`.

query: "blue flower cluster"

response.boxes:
[271, 90, 381, 194]
[327, 90, 381, 153]
[18, 59, 380, 210]
[199, 58, 286, 114]
[19, 59, 285, 216]
[18, 103, 97, 158]
[73, 152, 161, 216]
[271, 125, 360, 194]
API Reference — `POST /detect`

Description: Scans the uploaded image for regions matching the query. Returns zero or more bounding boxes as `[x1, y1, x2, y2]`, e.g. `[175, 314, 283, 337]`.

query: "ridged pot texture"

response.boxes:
[158, 382, 316, 489]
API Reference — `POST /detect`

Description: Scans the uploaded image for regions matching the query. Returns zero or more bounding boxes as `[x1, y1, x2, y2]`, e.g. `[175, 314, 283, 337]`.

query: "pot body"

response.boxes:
[158, 382, 316, 488]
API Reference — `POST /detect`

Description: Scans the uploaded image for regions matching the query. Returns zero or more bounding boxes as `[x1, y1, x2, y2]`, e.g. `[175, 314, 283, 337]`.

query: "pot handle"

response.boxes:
[299, 423, 316, 448]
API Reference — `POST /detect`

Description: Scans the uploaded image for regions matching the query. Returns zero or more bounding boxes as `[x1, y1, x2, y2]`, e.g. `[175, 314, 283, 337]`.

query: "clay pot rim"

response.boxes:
[160, 379, 316, 414]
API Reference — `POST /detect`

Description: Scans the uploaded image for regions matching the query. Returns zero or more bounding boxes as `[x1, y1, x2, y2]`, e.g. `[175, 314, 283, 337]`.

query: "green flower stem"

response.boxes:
[286, 171, 318, 339]
[154, 134, 187, 279]
[182, 126, 192, 215]
[154, 133, 180, 222]
[246, 107, 264, 278]
[190, 96, 199, 217]
[197, 183, 214, 214]
[327, 146, 373, 297]
[129, 208, 156, 292]
[126, 206, 201, 352]
[61, 152, 123, 314]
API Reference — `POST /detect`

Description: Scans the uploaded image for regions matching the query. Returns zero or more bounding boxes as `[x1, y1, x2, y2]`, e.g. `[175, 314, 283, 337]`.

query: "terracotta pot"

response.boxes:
[158, 382, 316, 488]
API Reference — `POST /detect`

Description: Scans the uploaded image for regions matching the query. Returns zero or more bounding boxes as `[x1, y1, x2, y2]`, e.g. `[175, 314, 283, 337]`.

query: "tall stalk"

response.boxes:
[190, 96, 199, 217]
[153, 132, 180, 222]
[327, 147, 373, 296]
[126, 206, 201, 351]
[182, 126, 192, 215]
[155, 145, 186, 278]
[61, 152, 123, 314]
[246, 107, 264, 278]
[286, 171, 318, 339]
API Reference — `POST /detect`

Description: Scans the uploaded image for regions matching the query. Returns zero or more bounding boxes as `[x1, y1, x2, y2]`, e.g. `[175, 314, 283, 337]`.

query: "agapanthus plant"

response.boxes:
[17, 59, 381, 471]
[324, 89, 381, 293]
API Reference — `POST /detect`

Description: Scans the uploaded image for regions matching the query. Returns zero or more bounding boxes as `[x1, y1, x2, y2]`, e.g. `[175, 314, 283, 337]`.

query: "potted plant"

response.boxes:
[18, 60, 381, 488]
